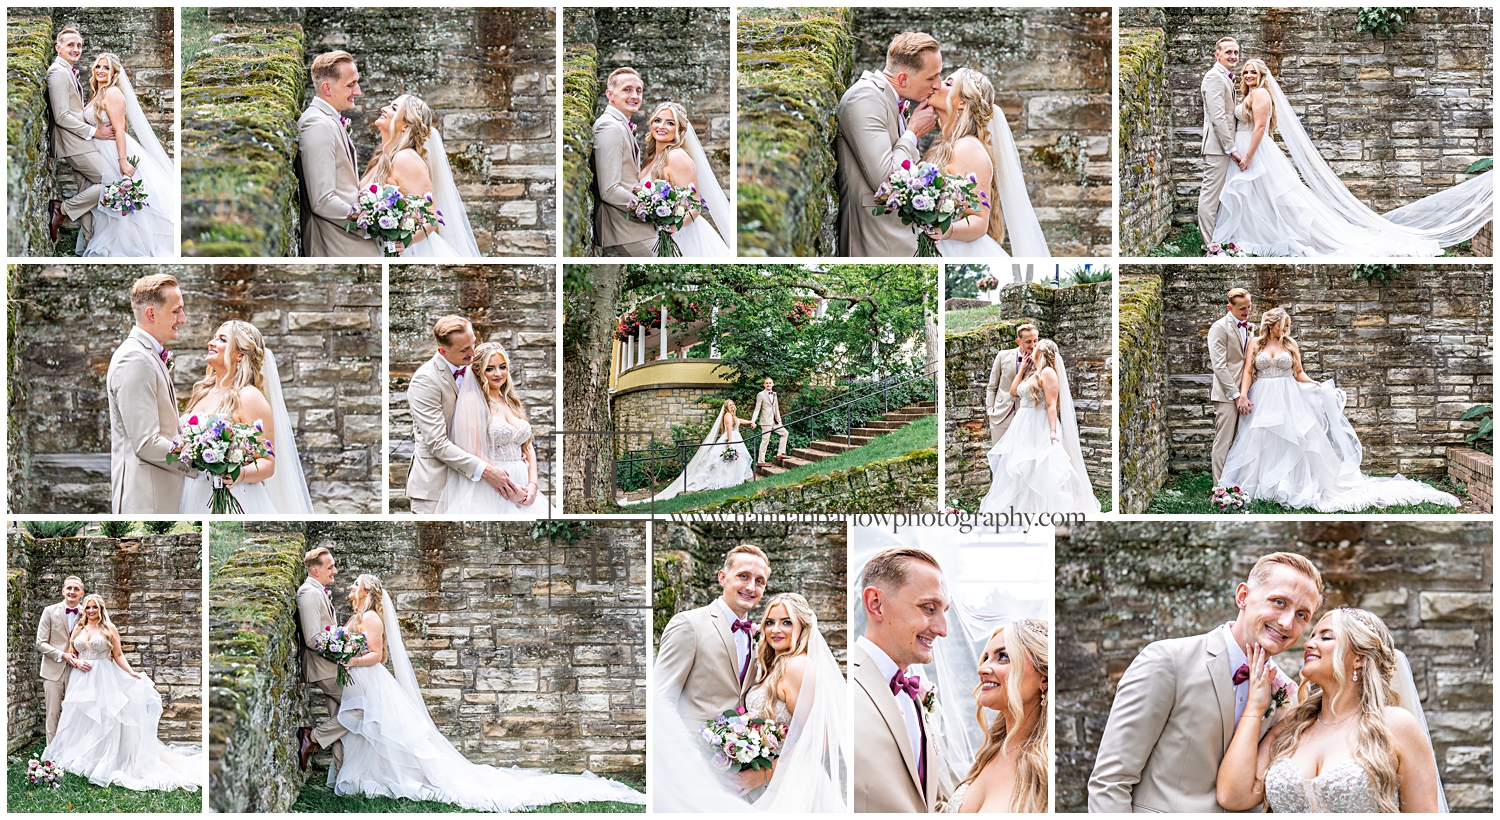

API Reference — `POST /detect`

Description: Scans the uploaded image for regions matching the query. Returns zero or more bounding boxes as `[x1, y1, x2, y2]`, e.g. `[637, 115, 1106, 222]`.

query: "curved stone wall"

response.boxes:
[1117, 27, 1172, 255]
[1117, 275, 1168, 514]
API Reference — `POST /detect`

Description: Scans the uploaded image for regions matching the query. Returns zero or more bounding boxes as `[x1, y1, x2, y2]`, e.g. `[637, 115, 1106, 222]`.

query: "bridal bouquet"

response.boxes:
[27, 757, 62, 788]
[167, 414, 274, 515]
[719, 448, 739, 464]
[346, 183, 444, 257]
[1210, 484, 1251, 513]
[100, 158, 149, 215]
[314, 625, 368, 686]
[872, 159, 988, 257]
[629, 179, 705, 258]
[701, 709, 788, 773]
[1206, 241, 1249, 258]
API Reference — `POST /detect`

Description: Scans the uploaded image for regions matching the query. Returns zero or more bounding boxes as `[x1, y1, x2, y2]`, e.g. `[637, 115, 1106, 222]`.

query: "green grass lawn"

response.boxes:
[626, 414, 938, 515]
[1147, 224, 1476, 258]
[1145, 470, 1468, 515]
[7, 742, 202, 813]
[945, 303, 1014, 335]
[290, 764, 644, 813]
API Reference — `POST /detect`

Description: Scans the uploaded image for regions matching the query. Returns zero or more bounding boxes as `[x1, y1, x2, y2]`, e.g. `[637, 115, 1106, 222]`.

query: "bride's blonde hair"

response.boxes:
[750, 593, 816, 722]
[67, 593, 120, 656]
[86, 53, 126, 120]
[366, 94, 433, 187]
[1020, 339, 1061, 404]
[961, 618, 1049, 813]
[1254, 307, 1295, 350]
[924, 67, 1005, 244]
[1236, 58, 1277, 133]
[187, 320, 267, 419]
[717, 400, 739, 433]
[640, 102, 691, 180]
[472, 342, 531, 446]
[347, 573, 387, 625]
[1271, 607, 1401, 812]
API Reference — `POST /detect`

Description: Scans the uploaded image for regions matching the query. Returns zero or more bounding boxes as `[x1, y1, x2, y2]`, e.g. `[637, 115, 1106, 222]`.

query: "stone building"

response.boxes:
[7, 264, 384, 514]
[8, 530, 203, 753]
[181, 7, 556, 257]
[562, 8, 731, 256]
[1118, 264, 1492, 513]
[945, 281, 1113, 510]
[1057, 520, 1493, 812]
[387, 264, 558, 512]
[7, 9, 176, 256]
[738, 7, 1111, 257]
[1118, 7, 1493, 254]
[210, 520, 646, 812]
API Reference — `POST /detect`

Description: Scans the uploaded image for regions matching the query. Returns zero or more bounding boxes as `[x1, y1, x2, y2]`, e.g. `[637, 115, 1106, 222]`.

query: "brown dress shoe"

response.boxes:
[296, 726, 317, 771]
[49, 200, 64, 243]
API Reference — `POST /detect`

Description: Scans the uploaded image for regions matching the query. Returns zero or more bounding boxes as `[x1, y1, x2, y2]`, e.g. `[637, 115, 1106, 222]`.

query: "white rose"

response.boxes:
[400, 217, 415, 231]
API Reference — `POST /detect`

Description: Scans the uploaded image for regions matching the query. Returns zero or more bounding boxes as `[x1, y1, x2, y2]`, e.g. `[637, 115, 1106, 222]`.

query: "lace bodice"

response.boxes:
[1265, 757, 1383, 813]
[745, 685, 792, 727]
[487, 416, 531, 463]
[943, 782, 969, 813]
[74, 633, 112, 661]
[1255, 351, 1295, 379]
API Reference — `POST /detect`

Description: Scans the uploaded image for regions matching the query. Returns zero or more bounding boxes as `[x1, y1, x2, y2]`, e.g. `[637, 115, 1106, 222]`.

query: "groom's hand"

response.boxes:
[482, 465, 522, 500]
[1230, 150, 1246, 170]
[1235, 396, 1253, 414]
[908, 101, 937, 138]
[95, 121, 115, 140]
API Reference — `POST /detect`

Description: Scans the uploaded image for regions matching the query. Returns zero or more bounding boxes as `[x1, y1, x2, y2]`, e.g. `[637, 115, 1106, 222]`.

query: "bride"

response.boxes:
[438, 341, 557, 515]
[639, 102, 734, 256]
[360, 94, 481, 257]
[1213, 59, 1491, 257]
[332, 574, 646, 809]
[1218, 309, 1460, 511]
[623, 400, 755, 505]
[1216, 607, 1444, 812]
[920, 68, 1049, 258]
[178, 320, 314, 514]
[945, 619, 1049, 813]
[78, 53, 176, 258]
[42, 594, 203, 791]
[979, 339, 1100, 514]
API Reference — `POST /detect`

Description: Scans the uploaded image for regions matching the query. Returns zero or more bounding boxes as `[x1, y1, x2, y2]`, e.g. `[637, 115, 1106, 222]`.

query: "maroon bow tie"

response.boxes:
[731, 618, 754, 635]
[890, 668, 922, 700]
[453, 366, 466, 379]
[1233, 663, 1250, 686]
[66, 607, 79, 614]
[1237, 321, 1249, 330]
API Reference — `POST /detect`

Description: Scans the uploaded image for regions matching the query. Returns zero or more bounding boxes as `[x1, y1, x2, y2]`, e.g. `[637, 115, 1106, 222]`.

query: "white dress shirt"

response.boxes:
[1221, 623, 1251, 724]
[716, 597, 751, 677]
[858, 635, 923, 763]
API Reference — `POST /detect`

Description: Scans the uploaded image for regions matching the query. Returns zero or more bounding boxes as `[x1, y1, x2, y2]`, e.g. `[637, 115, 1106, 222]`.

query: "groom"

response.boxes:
[983, 323, 1038, 445]
[656, 544, 769, 725]
[1198, 37, 1243, 243]
[835, 32, 942, 257]
[46, 26, 116, 244]
[108, 273, 198, 514]
[1089, 552, 1321, 812]
[852, 547, 949, 813]
[296, 547, 349, 772]
[1208, 288, 1254, 483]
[749, 377, 788, 466]
[36, 576, 91, 744]
[296, 50, 380, 257]
[591, 67, 657, 257]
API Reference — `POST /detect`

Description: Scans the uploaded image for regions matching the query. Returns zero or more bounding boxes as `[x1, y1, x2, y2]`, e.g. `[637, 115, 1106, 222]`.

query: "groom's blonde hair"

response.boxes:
[606, 67, 642, 90]
[310, 50, 355, 87]
[1247, 551, 1323, 604]
[861, 546, 941, 592]
[130, 273, 179, 313]
[886, 32, 940, 75]
[433, 315, 473, 347]
[723, 543, 769, 572]
[55, 27, 81, 45]
[1226, 287, 1250, 305]
[304, 546, 332, 572]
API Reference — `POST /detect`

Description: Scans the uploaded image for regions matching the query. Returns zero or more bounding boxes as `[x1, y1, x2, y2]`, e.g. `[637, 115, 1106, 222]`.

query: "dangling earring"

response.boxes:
[1353, 669, 1359, 682]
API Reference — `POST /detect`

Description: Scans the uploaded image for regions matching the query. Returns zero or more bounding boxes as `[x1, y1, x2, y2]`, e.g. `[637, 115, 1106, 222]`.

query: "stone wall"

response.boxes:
[9, 531, 203, 750]
[303, 8, 557, 257]
[944, 282, 1113, 510]
[1118, 27, 1172, 255]
[7, 264, 384, 514]
[387, 264, 558, 512]
[610, 384, 718, 456]
[694, 448, 938, 514]
[1057, 520, 1494, 812]
[1124, 264, 1493, 479]
[850, 8, 1113, 256]
[1117, 275, 1168, 514]
[561, 12, 598, 257]
[1129, 7, 1492, 230]
[736, 7, 854, 256]
[653, 522, 847, 667]
[8, 9, 176, 257]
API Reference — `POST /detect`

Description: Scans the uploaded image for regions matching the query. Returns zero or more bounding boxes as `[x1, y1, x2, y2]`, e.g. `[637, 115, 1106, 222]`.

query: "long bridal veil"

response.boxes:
[259, 349, 314, 514]
[380, 590, 441, 733]
[620, 407, 728, 505]
[1264, 71, 1492, 248]
[1391, 650, 1450, 813]
[1053, 355, 1101, 512]
[989, 104, 1050, 257]
[423, 129, 482, 257]
[682, 118, 735, 252]
[117, 67, 179, 223]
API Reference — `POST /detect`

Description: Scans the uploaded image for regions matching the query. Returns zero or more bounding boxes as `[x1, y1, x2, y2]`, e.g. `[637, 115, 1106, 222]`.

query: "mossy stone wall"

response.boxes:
[7, 13, 57, 257]
[653, 523, 847, 667]
[851, 8, 1113, 256]
[7, 264, 384, 514]
[693, 448, 938, 514]
[736, 7, 854, 256]
[207, 535, 307, 812]
[8, 531, 204, 750]
[1057, 521, 1494, 812]
[302, 8, 558, 257]
[386, 264, 557, 512]
[944, 282, 1113, 510]
[610, 384, 720, 457]
[1117, 27, 1172, 255]
[1117, 275, 1168, 514]
[561, 9, 598, 257]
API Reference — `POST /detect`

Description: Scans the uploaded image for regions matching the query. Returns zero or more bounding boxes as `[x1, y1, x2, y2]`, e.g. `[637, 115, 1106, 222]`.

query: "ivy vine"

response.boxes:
[1356, 8, 1414, 39]
[1350, 263, 1401, 287]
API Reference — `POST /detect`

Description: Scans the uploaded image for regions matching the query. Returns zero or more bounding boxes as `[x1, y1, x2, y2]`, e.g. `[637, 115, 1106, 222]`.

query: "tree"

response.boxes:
[562, 263, 627, 511]
[946, 263, 988, 299]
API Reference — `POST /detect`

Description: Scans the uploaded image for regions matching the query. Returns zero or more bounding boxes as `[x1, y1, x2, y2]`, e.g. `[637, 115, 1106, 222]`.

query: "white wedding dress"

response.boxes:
[41, 634, 204, 791]
[642, 124, 734, 257]
[934, 120, 1050, 258]
[1219, 352, 1460, 511]
[621, 412, 754, 505]
[437, 369, 558, 516]
[77, 79, 177, 258]
[335, 593, 645, 810]
[979, 358, 1099, 515]
[671, 213, 733, 256]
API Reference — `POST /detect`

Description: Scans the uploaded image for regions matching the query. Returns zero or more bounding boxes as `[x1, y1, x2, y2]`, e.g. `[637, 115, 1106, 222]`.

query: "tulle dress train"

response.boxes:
[979, 392, 1099, 514]
[79, 109, 175, 258]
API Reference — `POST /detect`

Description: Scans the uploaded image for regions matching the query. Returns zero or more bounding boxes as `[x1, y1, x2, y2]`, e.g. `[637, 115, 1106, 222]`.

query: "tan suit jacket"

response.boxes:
[836, 71, 921, 257]
[592, 105, 657, 250]
[984, 347, 1023, 446]
[1201, 64, 1237, 156]
[298, 97, 380, 257]
[297, 577, 340, 684]
[1209, 313, 1249, 404]
[655, 602, 748, 725]
[1088, 628, 1292, 813]
[47, 58, 95, 159]
[749, 390, 782, 429]
[851, 642, 942, 813]
[404, 353, 485, 503]
[108, 327, 196, 514]
[36, 602, 76, 683]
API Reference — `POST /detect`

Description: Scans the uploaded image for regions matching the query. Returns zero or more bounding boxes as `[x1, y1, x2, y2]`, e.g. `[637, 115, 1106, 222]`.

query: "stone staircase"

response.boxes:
[755, 400, 935, 477]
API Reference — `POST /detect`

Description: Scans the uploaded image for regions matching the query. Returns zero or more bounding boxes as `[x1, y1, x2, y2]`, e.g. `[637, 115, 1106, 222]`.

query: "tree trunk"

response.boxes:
[562, 264, 625, 511]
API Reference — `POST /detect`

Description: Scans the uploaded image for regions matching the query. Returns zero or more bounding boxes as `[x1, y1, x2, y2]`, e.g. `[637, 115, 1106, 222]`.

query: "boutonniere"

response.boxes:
[920, 681, 937, 715]
[340, 115, 352, 132]
[629, 121, 637, 132]
[160, 348, 174, 369]
[1264, 680, 1290, 718]
[750, 622, 761, 636]
[323, 587, 332, 598]
[899, 99, 912, 120]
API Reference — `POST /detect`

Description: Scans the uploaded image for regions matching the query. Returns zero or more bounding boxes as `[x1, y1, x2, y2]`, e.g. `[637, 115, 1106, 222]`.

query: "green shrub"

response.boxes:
[142, 520, 176, 535]
[99, 521, 135, 538]
[1356, 7, 1414, 39]
[23, 521, 87, 539]
[1461, 404, 1493, 454]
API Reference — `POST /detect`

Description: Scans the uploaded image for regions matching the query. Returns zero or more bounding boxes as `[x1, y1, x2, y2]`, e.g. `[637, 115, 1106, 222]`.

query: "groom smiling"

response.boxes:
[297, 50, 380, 257]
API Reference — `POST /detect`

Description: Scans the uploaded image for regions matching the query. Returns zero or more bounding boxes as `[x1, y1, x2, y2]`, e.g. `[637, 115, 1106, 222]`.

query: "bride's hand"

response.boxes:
[921, 224, 949, 241]
[1242, 643, 1277, 717]
[521, 482, 538, 506]
[1049, 428, 1059, 444]
[119, 157, 136, 177]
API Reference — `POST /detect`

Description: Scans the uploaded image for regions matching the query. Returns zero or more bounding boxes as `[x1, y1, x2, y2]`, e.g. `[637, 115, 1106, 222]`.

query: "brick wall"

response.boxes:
[387, 263, 558, 512]
[1448, 447, 1493, 512]
[1057, 520, 1494, 812]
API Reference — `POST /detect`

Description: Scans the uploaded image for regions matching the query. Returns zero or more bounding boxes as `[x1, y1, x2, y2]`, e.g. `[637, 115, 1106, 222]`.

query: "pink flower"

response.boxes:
[369, 184, 378, 193]
[188, 414, 198, 425]
[629, 122, 637, 132]
[901, 159, 912, 170]
[736, 705, 746, 715]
